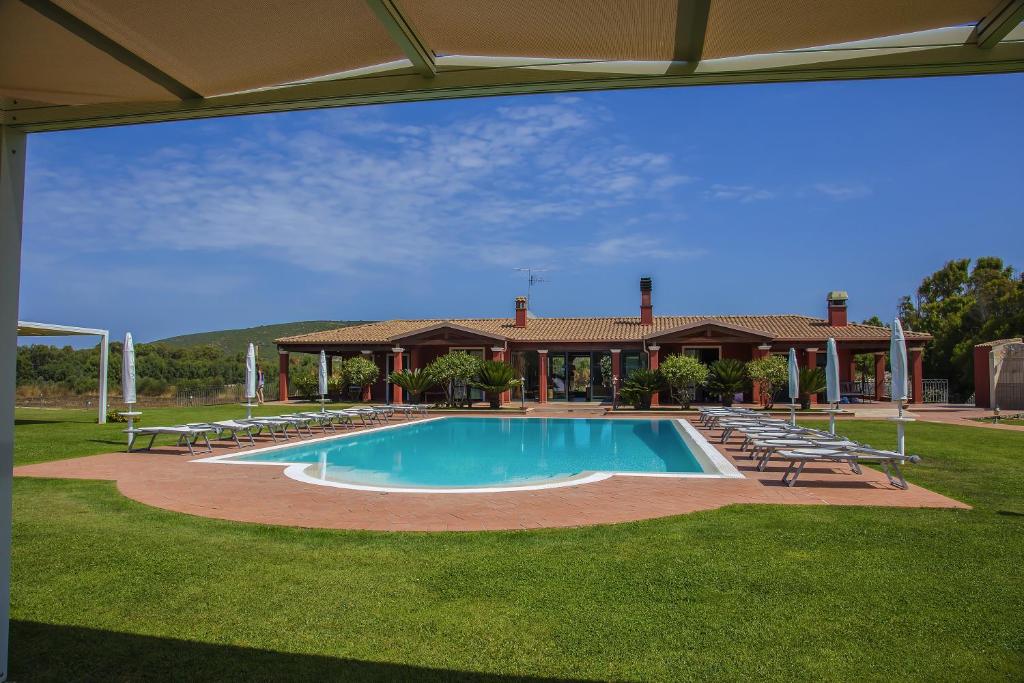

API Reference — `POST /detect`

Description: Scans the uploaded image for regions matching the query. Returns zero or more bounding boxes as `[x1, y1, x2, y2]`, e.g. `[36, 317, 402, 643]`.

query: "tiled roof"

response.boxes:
[277, 315, 931, 345]
[975, 338, 1024, 348]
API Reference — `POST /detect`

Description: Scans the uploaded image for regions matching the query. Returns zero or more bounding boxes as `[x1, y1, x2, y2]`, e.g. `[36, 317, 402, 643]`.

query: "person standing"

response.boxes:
[256, 366, 265, 404]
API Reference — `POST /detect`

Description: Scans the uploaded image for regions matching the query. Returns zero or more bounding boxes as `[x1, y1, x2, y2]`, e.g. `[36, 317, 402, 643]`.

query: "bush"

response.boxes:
[388, 369, 437, 404]
[747, 355, 788, 408]
[620, 369, 665, 410]
[798, 367, 827, 409]
[471, 361, 521, 409]
[426, 352, 483, 407]
[292, 372, 320, 401]
[659, 354, 709, 408]
[706, 359, 747, 406]
[342, 357, 380, 400]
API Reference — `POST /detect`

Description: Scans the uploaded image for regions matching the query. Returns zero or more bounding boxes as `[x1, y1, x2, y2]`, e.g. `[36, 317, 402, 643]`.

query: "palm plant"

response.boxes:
[388, 368, 437, 404]
[471, 361, 521, 409]
[798, 367, 827, 409]
[706, 359, 747, 406]
[619, 369, 665, 410]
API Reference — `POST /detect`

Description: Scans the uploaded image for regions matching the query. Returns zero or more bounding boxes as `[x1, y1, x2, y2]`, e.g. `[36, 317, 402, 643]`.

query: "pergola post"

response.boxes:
[874, 352, 887, 401]
[537, 350, 548, 403]
[804, 348, 819, 405]
[647, 345, 660, 407]
[98, 331, 109, 424]
[0, 123, 28, 683]
[909, 348, 924, 404]
[278, 349, 289, 402]
[391, 347, 404, 404]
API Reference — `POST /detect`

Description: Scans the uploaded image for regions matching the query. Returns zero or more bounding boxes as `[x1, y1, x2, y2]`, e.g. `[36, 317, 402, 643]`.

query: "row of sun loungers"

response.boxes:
[696, 407, 921, 489]
[126, 405, 427, 456]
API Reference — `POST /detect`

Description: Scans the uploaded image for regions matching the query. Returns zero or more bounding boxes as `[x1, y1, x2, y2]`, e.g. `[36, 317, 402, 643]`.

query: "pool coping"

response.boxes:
[192, 415, 743, 494]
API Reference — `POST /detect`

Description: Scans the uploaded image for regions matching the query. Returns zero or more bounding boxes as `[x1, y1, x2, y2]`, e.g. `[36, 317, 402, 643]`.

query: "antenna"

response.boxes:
[515, 267, 549, 308]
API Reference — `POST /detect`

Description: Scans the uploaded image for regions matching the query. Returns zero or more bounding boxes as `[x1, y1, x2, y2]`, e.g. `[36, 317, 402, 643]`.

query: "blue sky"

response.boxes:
[18, 72, 1024, 344]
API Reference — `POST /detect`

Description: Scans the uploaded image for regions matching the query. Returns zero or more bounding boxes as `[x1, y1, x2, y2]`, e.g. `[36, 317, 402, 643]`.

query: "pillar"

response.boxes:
[874, 352, 886, 401]
[1, 124, 28, 682]
[391, 347, 404, 404]
[538, 350, 548, 403]
[610, 349, 622, 404]
[491, 346, 510, 405]
[410, 346, 422, 371]
[973, 345, 991, 408]
[804, 348, 818, 405]
[648, 345, 660, 407]
[909, 347, 924, 404]
[751, 344, 771, 406]
[361, 350, 374, 402]
[278, 350, 289, 401]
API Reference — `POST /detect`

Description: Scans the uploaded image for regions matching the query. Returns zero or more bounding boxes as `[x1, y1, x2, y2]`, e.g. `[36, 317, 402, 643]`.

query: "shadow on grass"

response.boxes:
[10, 620, 591, 682]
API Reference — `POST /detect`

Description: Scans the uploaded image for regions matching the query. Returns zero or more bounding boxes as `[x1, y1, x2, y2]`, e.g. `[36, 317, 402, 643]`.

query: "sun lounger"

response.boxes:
[242, 417, 296, 442]
[776, 446, 921, 489]
[188, 420, 258, 447]
[128, 425, 216, 456]
[285, 412, 337, 433]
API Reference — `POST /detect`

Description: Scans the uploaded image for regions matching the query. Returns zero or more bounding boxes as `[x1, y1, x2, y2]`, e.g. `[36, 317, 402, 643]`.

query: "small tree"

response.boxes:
[341, 356, 379, 401]
[798, 367, 827, 409]
[659, 354, 709, 408]
[620, 369, 665, 410]
[426, 351, 483, 407]
[746, 355, 788, 408]
[472, 361, 521, 409]
[706, 359, 747, 407]
[388, 368, 437, 404]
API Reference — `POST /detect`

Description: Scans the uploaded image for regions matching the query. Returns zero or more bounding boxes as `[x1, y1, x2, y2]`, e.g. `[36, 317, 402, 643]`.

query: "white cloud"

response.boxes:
[706, 184, 775, 203]
[581, 236, 705, 264]
[26, 101, 699, 275]
[813, 182, 872, 200]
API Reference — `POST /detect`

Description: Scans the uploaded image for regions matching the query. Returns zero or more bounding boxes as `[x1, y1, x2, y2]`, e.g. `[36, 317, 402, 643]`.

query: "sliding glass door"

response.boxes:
[567, 353, 591, 401]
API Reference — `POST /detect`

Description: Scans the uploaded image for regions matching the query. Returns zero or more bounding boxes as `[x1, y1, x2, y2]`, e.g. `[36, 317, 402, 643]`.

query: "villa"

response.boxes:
[276, 278, 932, 406]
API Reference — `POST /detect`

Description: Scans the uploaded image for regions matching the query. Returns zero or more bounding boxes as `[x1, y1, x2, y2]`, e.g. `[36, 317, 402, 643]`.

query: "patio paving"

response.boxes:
[14, 415, 968, 531]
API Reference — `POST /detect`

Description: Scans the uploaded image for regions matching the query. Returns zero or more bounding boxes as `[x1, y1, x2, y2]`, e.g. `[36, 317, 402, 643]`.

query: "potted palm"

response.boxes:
[388, 368, 437, 404]
[620, 369, 665, 410]
[472, 361, 521, 409]
[798, 367, 827, 409]
[706, 359, 747, 406]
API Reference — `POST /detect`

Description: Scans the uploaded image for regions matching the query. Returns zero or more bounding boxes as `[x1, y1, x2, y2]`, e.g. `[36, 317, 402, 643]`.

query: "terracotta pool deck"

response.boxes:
[15, 414, 968, 531]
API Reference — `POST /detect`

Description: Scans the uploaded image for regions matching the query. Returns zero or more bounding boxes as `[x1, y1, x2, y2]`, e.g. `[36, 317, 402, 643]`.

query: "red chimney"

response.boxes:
[827, 291, 848, 326]
[640, 277, 653, 326]
[515, 296, 528, 328]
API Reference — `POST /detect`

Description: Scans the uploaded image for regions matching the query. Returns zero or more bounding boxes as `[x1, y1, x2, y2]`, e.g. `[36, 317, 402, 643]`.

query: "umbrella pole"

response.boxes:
[789, 399, 796, 426]
[896, 399, 906, 455]
[320, 394, 325, 413]
[829, 402, 837, 435]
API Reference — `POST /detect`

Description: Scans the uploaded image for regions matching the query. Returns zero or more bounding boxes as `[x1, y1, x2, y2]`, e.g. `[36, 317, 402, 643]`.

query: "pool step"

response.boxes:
[530, 404, 608, 416]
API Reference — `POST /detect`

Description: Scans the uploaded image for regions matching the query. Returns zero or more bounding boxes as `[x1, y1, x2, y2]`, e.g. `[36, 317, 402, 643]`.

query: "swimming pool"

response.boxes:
[198, 417, 742, 493]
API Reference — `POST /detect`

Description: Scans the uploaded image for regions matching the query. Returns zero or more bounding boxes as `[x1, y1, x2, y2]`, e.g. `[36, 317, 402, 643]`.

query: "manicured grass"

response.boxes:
[9, 414, 1024, 680]
[973, 417, 1024, 427]
[13, 403, 352, 466]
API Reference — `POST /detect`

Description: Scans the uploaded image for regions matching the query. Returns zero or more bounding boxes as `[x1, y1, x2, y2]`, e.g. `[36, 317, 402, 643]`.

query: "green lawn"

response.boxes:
[9, 409, 1024, 681]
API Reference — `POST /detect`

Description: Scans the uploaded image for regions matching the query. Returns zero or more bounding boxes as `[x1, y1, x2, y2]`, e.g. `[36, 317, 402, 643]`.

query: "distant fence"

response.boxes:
[838, 379, 948, 403]
[17, 382, 285, 411]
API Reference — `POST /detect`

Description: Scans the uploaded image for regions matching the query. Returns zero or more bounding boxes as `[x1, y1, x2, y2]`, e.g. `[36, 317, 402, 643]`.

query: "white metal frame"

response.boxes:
[16, 321, 110, 424]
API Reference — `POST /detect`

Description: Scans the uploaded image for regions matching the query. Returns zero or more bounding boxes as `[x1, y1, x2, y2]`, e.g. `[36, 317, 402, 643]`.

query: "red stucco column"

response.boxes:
[491, 346, 510, 405]
[361, 351, 374, 402]
[610, 349, 622, 404]
[278, 350, 289, 402]
[909, 347, 924, 404]
[874, 352, 886, 401]
[538, 350, 548, 403]
[973, 345, 991, 408]
[805, 348, 818, 405]
[409, 346, 421, 371]
[391, 347, 404, 404]
[751, 344, 771, 406]
[648, 345, 660, 407]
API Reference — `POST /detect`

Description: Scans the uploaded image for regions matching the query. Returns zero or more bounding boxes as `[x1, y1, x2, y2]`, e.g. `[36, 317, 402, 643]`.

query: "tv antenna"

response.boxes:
[515, 267, 549, 308]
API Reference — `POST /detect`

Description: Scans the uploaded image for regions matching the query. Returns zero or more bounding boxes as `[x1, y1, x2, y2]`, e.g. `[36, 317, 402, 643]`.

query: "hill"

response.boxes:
[155, 321, 369, 358]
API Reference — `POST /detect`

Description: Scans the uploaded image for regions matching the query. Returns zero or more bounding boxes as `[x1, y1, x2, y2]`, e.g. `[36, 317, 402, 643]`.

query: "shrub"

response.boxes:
[342, 357, 380, 400]
[620, 369, 665, 410]
[426, 352, 483, 407]
[659, 354, 709, 408]
[388, 368, 437, 404]
[292, 372, 320, 401]
[798, 367, 827, 409]
[472, 361, 521, 409]
[706, 359, 747, 406]
[746, 355, 788, 408]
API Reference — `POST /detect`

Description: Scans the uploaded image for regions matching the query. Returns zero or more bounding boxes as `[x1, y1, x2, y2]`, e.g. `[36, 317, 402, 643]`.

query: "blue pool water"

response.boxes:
[230, 417, 705, 489]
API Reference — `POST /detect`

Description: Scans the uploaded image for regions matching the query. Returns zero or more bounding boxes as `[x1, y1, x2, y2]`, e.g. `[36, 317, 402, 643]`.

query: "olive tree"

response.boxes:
[341, 356, 379, 401]
[426, 351, 483, 407]
[746, 355, 787, 408]
[659, 354, 709, 408]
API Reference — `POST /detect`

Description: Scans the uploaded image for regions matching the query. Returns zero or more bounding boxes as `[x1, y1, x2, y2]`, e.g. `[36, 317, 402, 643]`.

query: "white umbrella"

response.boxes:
[244, 343, 256, 419]
[787, 347, 799, 425]
[890, 318, 911, 454]
[318, 350, 328, 412]
[121, 332, 138, 449]
[825, 337, 841, 433]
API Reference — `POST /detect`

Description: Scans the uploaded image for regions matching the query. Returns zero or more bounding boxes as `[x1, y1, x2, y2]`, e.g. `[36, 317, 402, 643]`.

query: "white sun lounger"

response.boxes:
[188, 420, 258, 447]
[777, 446, 921, 489]
[128, 425, 216, 456]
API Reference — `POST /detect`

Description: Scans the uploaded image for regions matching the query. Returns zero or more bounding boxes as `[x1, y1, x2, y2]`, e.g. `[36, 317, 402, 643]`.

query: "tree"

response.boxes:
[619, 369, 664, 410]
[388, 368, 437, 404]
[900, 257, 1024, 399]
[853, 316, 889, 387]
[426, 351, 483, 407]
[746, 355, 787, 408]
[341, 356, 379, 400]
[659, 354, 709, 408]
[471, 361, 521, 409]
[706, 359, 747, 406]
[798, 367, 827, 409]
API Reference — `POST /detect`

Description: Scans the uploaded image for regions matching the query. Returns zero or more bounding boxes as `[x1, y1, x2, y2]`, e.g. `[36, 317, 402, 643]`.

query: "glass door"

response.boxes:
[683, 347, 719, 402]
[568, 353, 591, 401]
[548, 353, 567, 401]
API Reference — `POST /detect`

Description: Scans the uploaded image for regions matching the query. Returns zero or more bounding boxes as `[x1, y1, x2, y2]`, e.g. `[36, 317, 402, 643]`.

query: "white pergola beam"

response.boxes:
[973, 0, 1024, 48]
[5, 25, 1023, 133]
[364, 0, 436, 78]
[0, 124, 27, 683]
[16, 322, 110, 424]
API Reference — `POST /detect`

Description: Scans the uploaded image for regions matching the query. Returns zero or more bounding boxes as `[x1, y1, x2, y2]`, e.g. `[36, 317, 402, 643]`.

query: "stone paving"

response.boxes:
[15, 413, 969, 531]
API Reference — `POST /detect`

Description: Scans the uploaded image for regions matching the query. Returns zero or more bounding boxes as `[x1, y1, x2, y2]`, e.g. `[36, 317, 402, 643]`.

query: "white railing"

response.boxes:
[839, 379, 948, 403]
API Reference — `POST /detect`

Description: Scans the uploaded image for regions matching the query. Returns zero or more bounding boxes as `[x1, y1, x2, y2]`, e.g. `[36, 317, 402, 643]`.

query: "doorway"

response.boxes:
[683, 347, 720, 403]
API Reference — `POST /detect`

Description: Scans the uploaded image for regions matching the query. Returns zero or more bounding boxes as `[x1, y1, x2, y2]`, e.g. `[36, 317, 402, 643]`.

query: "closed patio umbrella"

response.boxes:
[244, 343, 256, 419]
[121, 332, 138, 449]
[825, 337, 841, 433]
[318, 350, 328, 412]
[787, 347, 799, 425]
[890, 318, 912, 454]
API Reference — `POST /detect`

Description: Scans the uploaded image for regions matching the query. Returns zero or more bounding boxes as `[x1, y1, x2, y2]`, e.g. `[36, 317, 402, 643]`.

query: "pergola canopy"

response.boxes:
[2, 0, 1023, 132]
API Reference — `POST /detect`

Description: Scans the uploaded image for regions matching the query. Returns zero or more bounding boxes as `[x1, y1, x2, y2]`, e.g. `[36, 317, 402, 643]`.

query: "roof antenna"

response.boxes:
[515, 267, 548, 310]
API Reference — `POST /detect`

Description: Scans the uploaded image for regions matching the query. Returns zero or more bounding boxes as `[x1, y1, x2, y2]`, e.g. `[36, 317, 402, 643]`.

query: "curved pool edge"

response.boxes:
[285, 465, 615, 494]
